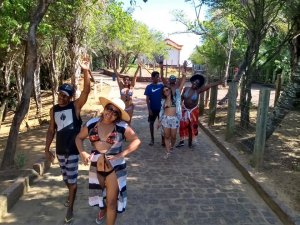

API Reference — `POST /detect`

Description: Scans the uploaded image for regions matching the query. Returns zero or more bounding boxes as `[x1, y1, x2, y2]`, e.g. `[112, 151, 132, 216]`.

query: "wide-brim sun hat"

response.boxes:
[190, 74, 206, 88]
[99, 97, 130, 122]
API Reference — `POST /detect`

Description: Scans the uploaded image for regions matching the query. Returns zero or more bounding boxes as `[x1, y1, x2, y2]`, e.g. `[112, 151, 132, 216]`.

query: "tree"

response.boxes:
[87, 1, 167, 72]
[173, 0, 239, 85]
[0, 0, 33, 128]
[200, 0, 286, 127]
[1, 0, 55, 169]
[265, 1, 300, 139]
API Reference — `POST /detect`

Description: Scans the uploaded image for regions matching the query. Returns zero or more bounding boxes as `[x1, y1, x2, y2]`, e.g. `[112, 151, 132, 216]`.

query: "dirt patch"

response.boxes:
[201, 106, 300, 213]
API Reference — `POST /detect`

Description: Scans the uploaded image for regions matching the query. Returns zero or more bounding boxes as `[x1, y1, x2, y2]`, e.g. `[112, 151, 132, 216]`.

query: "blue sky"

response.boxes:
[123, 0, 206, 64]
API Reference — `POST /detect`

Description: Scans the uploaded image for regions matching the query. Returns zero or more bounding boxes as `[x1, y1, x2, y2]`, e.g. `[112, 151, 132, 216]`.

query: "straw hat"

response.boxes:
[99, 97, 130, 122]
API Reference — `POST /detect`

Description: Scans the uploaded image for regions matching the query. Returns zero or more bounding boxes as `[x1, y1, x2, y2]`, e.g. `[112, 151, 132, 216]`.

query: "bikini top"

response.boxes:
[120, 88, 133, 96]
[183, 88, 198, 101]
[164, 97, 176, 108]
[120, 88, 133, 102]
[88, 122, 117, 145]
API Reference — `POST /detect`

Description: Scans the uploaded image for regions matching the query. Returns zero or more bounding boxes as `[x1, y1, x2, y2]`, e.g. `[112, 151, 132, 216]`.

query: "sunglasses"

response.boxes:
[105, 105, 120, 117]
[163, 88, 170, 92]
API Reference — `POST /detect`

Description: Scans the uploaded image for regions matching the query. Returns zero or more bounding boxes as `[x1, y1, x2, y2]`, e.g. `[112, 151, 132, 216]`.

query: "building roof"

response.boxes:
[164, 38, 183, 50]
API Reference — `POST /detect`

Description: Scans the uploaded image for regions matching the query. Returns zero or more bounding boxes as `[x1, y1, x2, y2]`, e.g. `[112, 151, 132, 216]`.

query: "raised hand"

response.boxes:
[79, 54, 90, 71]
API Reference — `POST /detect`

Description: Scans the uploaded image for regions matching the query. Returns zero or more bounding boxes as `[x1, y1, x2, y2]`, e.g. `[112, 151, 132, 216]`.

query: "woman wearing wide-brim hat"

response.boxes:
[75, 97, 141, 225]
[176, 73, 222, 148]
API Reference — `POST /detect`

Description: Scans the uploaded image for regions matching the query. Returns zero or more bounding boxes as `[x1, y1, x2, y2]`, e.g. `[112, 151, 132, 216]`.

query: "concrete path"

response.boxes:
[1, 74, 283, 225]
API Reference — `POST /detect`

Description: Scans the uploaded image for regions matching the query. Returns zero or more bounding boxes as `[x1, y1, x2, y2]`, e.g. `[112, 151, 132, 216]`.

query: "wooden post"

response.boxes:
[208, 86, 218, 126]
[204, 90, 210, 108]
[274, 73, 282, 106]
[225, 82, 238, 140]
[271, 69, 276, 83]
[199, 93, 205, 116]
[166, 64, 168, 77]
[252, 89, 270, 169]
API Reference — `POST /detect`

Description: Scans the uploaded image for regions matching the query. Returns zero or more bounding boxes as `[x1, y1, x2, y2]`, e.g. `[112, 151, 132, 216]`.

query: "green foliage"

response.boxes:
[86, 0, 167, 70]
[15, 152, 27, 169]
[0, 0, 32, 49]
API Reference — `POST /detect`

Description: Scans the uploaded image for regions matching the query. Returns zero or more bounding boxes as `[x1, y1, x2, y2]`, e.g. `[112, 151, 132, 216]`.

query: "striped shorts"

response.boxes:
[57, 154, 79, 184]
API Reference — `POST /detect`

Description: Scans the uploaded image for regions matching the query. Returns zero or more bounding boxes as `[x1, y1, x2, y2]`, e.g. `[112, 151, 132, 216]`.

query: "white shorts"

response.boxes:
[161, 115, 179, 129]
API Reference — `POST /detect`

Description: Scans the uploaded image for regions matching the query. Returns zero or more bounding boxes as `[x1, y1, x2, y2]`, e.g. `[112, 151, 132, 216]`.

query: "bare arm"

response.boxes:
[146, 95, 152, 114]
[178, 67, 187, 92]
[89, 70, 95, 82]
[107, 126, 141, 160]
[113, 62, 123, 90]
[131, 64, 140, 88]
[75, 125, 90, 165]
[74, 58, 91, 112]
[198, 80, 222, 94]
[44, 107, 56, 162]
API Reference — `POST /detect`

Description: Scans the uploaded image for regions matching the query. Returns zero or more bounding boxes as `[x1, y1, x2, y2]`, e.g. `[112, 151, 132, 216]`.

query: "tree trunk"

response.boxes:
[240, 73, 252, 128]
[119, 53, 131, 74]
[0, 101, 7, 129]
[266, 32, 300, 139]
[15, 65, 23, 103]
[0, 54, 16, 129]
[49, 38, 59, 104]
[67, 18, 83, 100]
[1, 0, 53, 169]
[223, 28, 235, 87]
[33, 57, 42, 119]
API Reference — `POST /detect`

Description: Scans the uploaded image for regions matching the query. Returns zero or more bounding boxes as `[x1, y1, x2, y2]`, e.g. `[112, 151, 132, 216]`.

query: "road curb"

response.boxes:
[200, 122, 299, 225]
[0, 157, 51, 220]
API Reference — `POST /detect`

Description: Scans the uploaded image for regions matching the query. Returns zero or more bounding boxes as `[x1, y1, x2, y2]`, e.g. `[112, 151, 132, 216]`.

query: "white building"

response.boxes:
[164, 38, 183, 67]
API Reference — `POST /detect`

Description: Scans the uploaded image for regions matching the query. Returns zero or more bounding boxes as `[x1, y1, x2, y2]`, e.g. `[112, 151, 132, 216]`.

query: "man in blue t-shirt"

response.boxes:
[144, 70, 164, 146]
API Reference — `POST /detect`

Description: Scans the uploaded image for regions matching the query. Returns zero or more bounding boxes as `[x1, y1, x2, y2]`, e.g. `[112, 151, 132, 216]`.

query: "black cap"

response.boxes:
[58, 83, 74, 97]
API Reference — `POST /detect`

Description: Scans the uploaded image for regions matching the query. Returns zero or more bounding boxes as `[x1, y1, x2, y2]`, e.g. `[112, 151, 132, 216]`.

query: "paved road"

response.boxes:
[1, 75, 282, 225]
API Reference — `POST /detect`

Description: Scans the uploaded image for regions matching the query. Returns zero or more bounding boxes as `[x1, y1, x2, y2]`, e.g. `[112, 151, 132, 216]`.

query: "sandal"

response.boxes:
[163, 152, 170, 159]
[64, 200, 70, 207]
[95, 210, 105, 224]
[64, 213, 73, 225]
[148, 140, 154, 146]
[175, 141, 184, 148]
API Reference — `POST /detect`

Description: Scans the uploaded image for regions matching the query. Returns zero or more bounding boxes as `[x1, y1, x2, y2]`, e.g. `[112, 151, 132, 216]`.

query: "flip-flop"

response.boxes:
[64, 216, 73, 225]
[95, 210, 105, 224]
[64, 200, 70, 207]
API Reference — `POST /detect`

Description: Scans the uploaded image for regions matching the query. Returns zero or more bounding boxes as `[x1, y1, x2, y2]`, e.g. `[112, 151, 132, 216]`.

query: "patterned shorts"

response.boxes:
[57, 154, 79, 184]
[161, 115, 179, 129]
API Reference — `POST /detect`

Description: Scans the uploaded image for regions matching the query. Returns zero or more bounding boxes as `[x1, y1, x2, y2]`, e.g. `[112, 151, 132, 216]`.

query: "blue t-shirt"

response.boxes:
[144, 83, 164, 111]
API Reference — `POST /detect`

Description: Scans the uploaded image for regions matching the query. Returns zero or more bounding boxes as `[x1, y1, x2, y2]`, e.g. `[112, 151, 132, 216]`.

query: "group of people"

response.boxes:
[45, 57, 141, 225]
[44, 57, 220, 225]
[144, 61, 221, 159]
